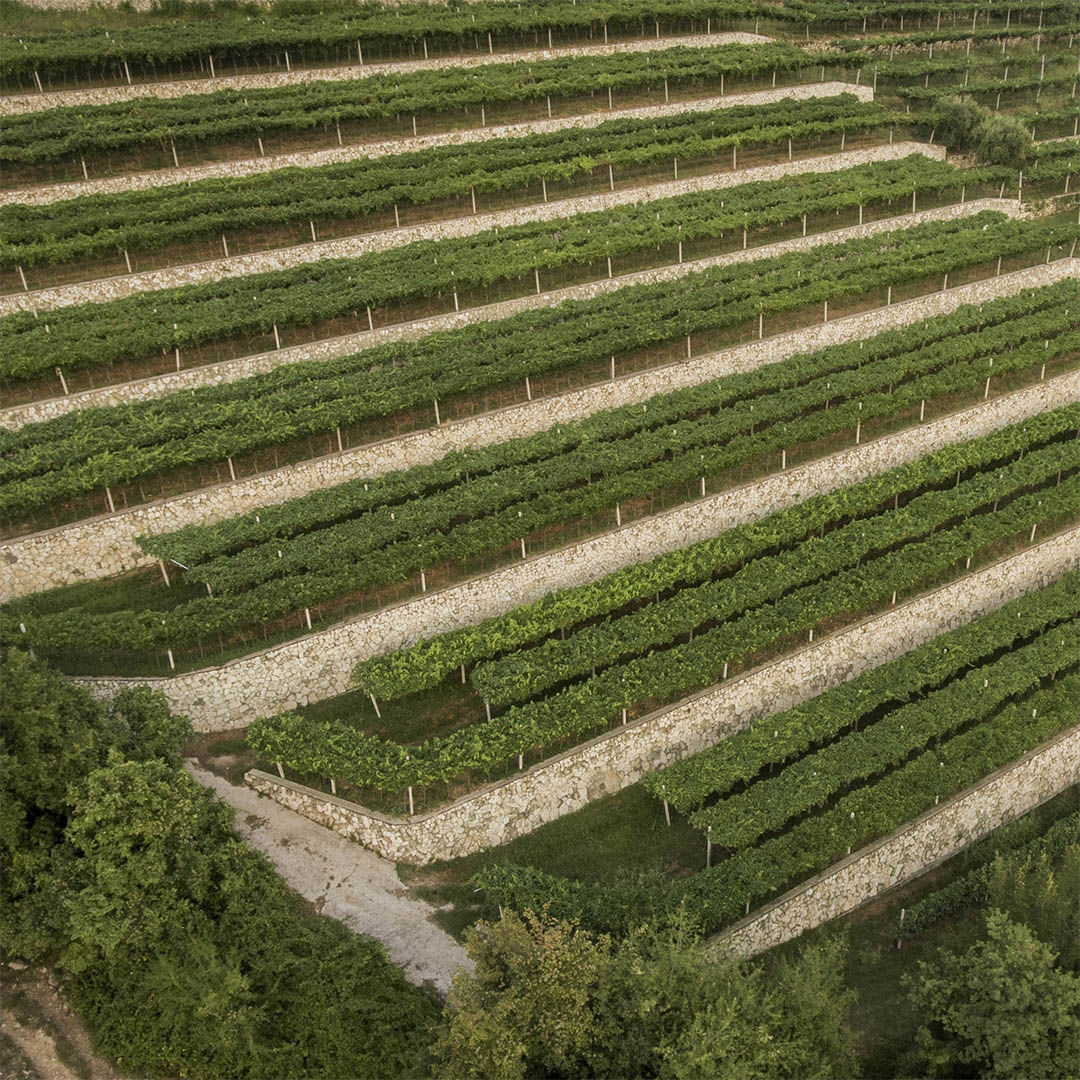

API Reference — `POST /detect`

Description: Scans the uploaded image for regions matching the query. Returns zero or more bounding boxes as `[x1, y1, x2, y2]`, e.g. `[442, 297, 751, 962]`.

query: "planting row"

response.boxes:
[644, 567, 1080, 812]
[476, 662, 1080, 935]
[350, 402, 1080, 703]
[0, 146, 968, 380]
[1, 1, 802, 86]
[0, 43, 816, 172]
[4, 0, 1069, 88]
[0, 93, 893, 282]
[237, 410, 1080, 795]
[153, 288, 1077, 591]
[0, 124, 959, 280]
[137, 282, 1077, 583]
[467, 439, 1079, 708]
[8, 288, 1075, 666]
[3, 212, 1073, 532]
[689, 621, 1078, 844]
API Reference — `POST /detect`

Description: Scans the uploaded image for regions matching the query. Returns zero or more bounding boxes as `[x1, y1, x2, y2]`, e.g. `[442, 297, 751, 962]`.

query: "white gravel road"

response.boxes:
[186, 762, 472, 995]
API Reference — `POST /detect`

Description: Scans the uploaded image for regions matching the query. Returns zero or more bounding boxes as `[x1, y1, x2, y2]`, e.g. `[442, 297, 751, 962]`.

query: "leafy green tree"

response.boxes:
[659, 935, 856, 1080]
[62, 757, 234, 973]
[975, 114, 1031, 168]
[103, 685, 192, 764]
[0, 651, 176, 960]
[933, 95, 986, 149]
[907, 910, 1080, 1078]
[1, 655, 437, 1078]
[434, 907, 608, 1080]
[985, 845, 1080, 971]
[435, 908, 856, 1079]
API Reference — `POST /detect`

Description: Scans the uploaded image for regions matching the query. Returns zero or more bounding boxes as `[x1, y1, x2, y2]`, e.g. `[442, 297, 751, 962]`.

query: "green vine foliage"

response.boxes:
[239, 416, 1080, 795]
[690, 622, 1079, 844]
[0, 144, 977, 273]
[644, 569, 1080, 813]
[3, 214, 1075, 526]
[475, 672, 1080, 935]
[5, 301, 1075, 657]
[1, 43, 827, 166]
[1, 3, 807, 83]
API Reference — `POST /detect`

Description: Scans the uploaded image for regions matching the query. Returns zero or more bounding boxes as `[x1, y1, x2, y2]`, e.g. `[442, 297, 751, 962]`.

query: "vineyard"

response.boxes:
[2, 0, 1078, 978]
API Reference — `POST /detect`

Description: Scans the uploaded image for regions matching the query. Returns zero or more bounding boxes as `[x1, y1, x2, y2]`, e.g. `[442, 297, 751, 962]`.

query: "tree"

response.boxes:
[985, 845, 1080, 971]
[659, 936, 857, 1080]
[434, 908, 856, 1079]
[907, 910, 1080, 1079]
[975, 114, 1031, 168]
[62, 756, 235, 974]
[1, 651, 114, 959]
[933, 95, 985, 149]
[434, 907, 607, 1080]
[103, 685, 191, 764]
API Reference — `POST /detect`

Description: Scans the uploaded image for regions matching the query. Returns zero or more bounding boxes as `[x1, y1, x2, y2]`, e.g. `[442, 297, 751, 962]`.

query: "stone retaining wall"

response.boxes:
[716, 725, 1080, 958]
[2, 257, 1072, 600]
[2, 33, 772, 115]
[2, 82, 874, 207]
[3, 144, 955, 318]
[72, 376, 1080, 730]
[242, 531, 1080, 863]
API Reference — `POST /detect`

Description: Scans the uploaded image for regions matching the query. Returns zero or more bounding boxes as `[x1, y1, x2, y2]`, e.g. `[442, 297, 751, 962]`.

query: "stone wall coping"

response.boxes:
[713, 723, 1080, 952]
[240, 526, 1080, 825]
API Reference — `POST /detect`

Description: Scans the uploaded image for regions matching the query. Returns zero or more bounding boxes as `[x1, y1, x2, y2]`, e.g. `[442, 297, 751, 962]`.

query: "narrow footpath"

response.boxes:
[186, 762, 472, 995]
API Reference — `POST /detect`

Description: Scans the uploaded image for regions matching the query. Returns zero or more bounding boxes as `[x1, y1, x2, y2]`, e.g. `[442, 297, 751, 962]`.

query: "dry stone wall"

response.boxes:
[2, 257, 1073, 600]
[242, 531, 1080, 863]
[2, 33, 772, 115]
[2, 82, 875, 208]
[72, 378, 1080, 730]
[2, 144, 954, 319]
[716, 725, 1080, 957]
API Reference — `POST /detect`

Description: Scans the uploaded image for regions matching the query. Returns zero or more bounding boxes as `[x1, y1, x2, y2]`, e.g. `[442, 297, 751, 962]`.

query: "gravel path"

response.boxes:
[186, 761, 472, 995]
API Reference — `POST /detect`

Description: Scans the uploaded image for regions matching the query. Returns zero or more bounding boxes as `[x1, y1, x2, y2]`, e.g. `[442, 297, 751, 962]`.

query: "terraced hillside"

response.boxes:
[2, 0, 1077, 961]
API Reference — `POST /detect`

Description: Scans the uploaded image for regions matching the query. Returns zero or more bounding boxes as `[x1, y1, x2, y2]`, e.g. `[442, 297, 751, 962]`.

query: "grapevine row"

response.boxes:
[0, 95, 899, 381]
[10, 305, 1074, 658]
[4, 213, 1074, 527]
[1, 2, 804, 84]
[690, 621, 1079, 845]
[475, 672, 1080, 935]
[144, 285, 1080, 570]
[0, 43, 815, 168]
[0, 138, 974, 276]
[174, 302, 1077, 598]
[468, 438, 1080, 707]
[5, 0, 1068, 88]
[240, 423, 1080, 793]
[642, 567, 1080, 812]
